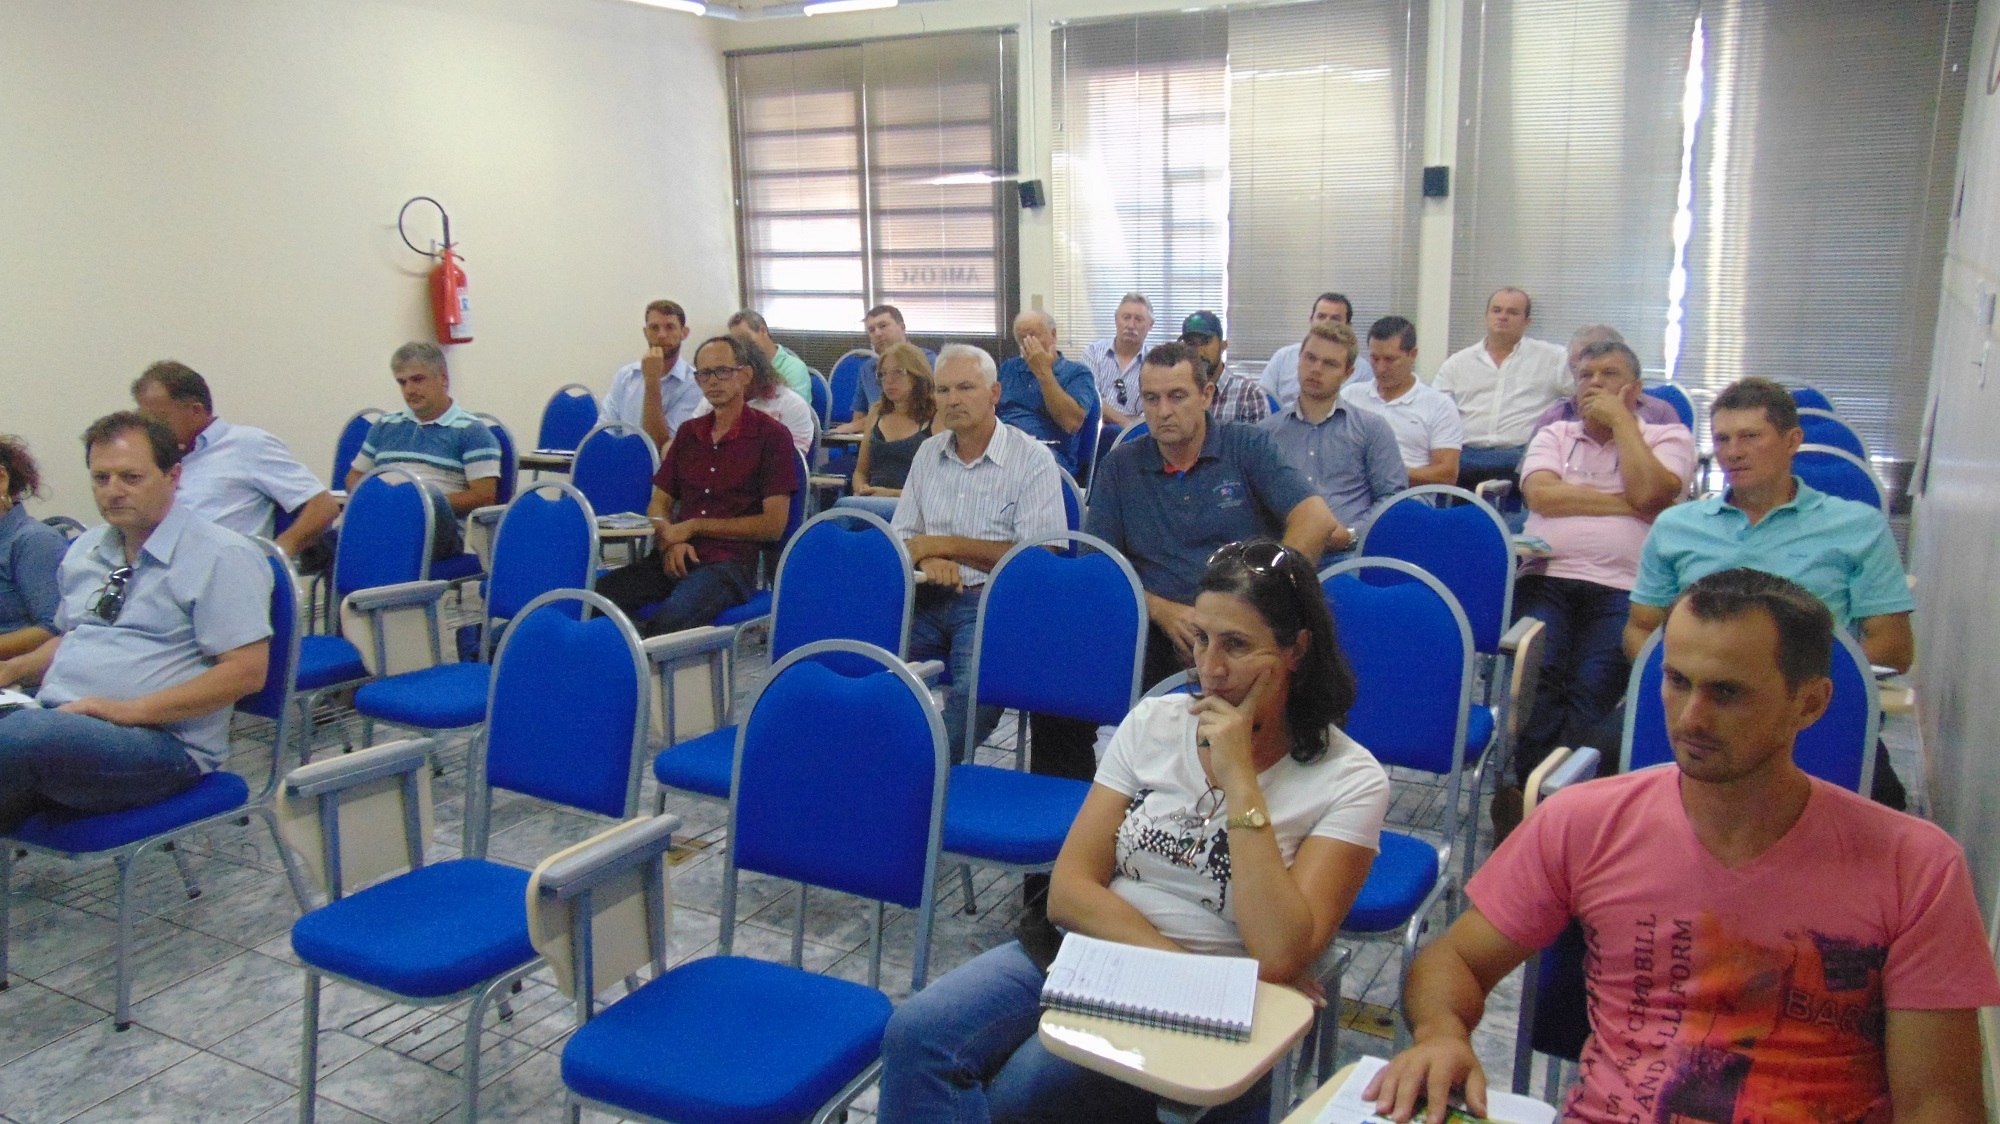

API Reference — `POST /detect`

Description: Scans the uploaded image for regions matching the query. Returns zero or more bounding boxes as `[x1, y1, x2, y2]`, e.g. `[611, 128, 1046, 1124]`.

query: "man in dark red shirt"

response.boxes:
[596, 335, 799, 637]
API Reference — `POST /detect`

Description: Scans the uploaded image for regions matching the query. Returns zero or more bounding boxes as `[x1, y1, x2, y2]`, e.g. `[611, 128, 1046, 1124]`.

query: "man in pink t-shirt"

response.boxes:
[1369, 569, 1999, 1123]
[1500, 339, 1694, 833]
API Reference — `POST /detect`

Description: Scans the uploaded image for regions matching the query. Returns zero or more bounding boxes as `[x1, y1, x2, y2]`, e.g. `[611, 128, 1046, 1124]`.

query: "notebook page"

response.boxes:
[1044, 934, 1257, 1032]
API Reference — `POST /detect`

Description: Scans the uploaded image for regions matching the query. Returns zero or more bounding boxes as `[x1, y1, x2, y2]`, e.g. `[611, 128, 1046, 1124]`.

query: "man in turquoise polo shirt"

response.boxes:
[346, 341, 502, 559]
[1624, 376, 1913, 804]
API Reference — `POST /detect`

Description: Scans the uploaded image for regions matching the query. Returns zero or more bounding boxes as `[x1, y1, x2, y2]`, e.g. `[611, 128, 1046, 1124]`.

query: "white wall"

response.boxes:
[0, 0, 736, 517]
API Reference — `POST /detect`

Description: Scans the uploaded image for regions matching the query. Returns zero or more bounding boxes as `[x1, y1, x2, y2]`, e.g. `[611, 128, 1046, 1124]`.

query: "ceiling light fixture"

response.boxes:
[628, 0, 709, 15]
[804, 0, 898, 15]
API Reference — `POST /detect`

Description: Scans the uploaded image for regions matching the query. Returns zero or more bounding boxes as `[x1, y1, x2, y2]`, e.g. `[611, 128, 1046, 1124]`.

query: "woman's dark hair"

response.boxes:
[0, 435, 44, 501]
[1199, 538, 1355, 764]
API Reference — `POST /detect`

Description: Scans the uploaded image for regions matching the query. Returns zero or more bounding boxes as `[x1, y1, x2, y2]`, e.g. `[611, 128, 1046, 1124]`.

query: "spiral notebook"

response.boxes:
[1040, 934, 1258, 1042]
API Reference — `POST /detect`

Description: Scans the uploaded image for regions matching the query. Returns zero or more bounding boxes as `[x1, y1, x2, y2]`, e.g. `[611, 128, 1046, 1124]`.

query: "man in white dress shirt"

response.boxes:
[1433, 286, 1570, 492]
[130, 361, 337, 558]
[1340, 317, 1464, 487]
[602, 299, 704, 450]
[1258, 292, 1375, 410]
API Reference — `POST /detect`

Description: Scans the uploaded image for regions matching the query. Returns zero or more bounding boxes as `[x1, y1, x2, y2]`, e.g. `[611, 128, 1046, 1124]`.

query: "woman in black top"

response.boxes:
[851, 341, 942, 497]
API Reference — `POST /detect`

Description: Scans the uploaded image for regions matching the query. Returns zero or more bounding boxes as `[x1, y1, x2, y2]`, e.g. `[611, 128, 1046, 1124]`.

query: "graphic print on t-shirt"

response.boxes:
[1576, 909, 1889, 1124]
[1114, 788, 1235, 915]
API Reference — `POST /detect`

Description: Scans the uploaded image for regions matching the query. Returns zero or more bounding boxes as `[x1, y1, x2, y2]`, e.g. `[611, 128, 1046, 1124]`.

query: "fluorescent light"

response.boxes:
[804, 0, 897, 15]
[628, 0, 708, 14]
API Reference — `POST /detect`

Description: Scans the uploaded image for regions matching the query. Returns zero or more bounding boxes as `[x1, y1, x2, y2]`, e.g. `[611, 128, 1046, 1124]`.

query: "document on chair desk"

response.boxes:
[1040, 933, 1258, 1041]
[1314, 1057, 1554, 1124]
[0, 687, 39, 716]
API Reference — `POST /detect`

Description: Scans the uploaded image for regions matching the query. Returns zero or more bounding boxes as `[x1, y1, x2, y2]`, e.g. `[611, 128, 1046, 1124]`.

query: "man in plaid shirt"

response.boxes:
[1177, 311, 1271, 426]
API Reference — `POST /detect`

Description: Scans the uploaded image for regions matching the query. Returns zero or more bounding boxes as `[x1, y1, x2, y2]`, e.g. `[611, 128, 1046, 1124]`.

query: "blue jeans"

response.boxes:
[0, 708, 203, 834]
[907, 586, 999, 762]
[878, 941, 1271, 1124]
[595, 554, 759, 639]
[1512, 575, 1631, 784]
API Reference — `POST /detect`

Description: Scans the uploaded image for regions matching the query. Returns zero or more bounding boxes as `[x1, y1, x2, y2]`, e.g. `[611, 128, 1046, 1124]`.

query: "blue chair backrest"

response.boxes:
[474, 413, 519, 506]
[1056, 470, 1084, 556]
[970, 533, 1146, 729]
[488, 482, 599, 623]
[1797, 409, 1866, 460]
[1093, 418, 1124, 473]
[484, 590, 647, 818]
[1642, 383, 1696, 430]
[730, 641, 946, 914]
[1790, 385, 1836, 413]
[333, 409, 380, 486]
[808, 371, 833, 428]
[570, 423, 658, 518]
[1621, 627, 1879, 792]
[240, 540, 303, 724]
[1113, 420, 1150, 449]
[336, 468, 433, 601]
[1322, 559, 1474, 776]
[1794, 446, 1885, 510]
[1069, 397, 1102, 488]
[537, 384, 600, 452]
[828, 348, 874, 426]
[769, 510, 913, 673]
[1359, 485, 1513, 655]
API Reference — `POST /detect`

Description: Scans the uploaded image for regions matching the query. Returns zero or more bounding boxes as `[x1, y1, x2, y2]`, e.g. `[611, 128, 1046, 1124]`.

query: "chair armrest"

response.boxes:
[284, 737, 435, 799]
[1476, 478, 1513, 505]
[343, 580, 451, 613]
[1498, 615, 1542, 654]
[906, 658, 945, 684]
[535, 814, 684, 902]
[1524, 745, 1602, 816]
[643, 625, 737, 666]
[467, 504, 505, 528]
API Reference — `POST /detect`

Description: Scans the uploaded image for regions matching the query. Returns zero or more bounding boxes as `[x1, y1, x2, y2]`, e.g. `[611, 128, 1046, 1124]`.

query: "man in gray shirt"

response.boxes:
[0, 412, 272, 832]
[1258, 321, 1407, 553]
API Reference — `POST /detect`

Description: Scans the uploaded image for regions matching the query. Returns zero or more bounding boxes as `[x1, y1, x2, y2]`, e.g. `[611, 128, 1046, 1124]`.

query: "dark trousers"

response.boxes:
[595, 553, 757, 638]
[1020, 623, 1184, 918]
[1512, 575, 1633, 786]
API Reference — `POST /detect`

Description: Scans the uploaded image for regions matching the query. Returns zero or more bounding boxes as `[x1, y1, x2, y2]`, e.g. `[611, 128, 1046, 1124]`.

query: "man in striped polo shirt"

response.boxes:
[346, 341, 501, 559]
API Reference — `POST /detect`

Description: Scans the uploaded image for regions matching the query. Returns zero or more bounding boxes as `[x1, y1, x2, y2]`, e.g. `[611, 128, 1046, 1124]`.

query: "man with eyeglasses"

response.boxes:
[595, 335, 800, 638]
[0, 413, 272, 834]
[1491, 338, 1692, 839]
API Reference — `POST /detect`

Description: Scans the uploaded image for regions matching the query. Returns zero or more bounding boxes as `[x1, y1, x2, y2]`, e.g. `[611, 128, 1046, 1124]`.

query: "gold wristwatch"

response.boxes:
[1227, 807, 1270, 830]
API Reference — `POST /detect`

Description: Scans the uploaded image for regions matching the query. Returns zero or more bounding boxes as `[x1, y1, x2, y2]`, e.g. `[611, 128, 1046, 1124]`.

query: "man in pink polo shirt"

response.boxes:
[1495, 338, 1693, 835]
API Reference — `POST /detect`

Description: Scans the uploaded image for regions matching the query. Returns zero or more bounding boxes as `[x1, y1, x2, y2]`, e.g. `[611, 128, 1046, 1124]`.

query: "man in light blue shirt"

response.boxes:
[131, 361, 337, 558]
[603, 299, 705, 450]
[1257, 321, 1406, 553]
[1258, 292, 1375, 410]
[0, 413, 271, 832]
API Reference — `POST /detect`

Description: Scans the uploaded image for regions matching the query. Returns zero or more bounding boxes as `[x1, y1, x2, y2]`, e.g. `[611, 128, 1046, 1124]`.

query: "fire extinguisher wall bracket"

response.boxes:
[398, 196, 472, 346]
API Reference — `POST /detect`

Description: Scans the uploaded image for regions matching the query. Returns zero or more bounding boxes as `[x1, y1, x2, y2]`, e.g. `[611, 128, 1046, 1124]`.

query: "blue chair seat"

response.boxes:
[562, 956, 891, 1124]
[652, 726, 737, 800]
[353, 662, 493, 729]
[1343, 832, 1440, 933]
[13, 772, 250, 853]
[942, 766, 1090, 866]
[296, 636, 366, 690]
[1465, 706, 1496, 762]
[290, 859, 534, 998]
[431, 553, 484, 582]
[712, 591, 773, 628]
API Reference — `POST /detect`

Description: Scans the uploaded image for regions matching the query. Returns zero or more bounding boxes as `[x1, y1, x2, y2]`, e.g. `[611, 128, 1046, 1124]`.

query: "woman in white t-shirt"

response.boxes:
[879, 539, 1390, 1124]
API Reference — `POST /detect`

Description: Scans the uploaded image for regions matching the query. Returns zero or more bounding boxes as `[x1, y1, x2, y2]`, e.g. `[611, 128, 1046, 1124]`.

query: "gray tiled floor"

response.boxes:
[0, 628, 1930, 1122]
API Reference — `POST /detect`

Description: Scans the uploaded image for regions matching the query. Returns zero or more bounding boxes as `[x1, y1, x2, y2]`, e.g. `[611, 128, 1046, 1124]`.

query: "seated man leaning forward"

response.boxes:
[0, 412, 273, 833]
[1367, 568, 2000, 1124]
[595, 335, 799, 639]
[879, 540, 1388, 1124]
[891, 343, 1066, 760]
[346, 341, 501, 560]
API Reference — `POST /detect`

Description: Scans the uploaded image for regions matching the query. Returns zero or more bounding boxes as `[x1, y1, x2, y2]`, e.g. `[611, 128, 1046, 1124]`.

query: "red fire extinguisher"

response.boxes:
[400, 196, 472, 345]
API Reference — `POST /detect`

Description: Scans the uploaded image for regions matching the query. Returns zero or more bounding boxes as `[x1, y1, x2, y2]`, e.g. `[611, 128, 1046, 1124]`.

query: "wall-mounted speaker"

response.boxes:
[1422, 166, 1450, 198]
[1017, 179, 1047, 209]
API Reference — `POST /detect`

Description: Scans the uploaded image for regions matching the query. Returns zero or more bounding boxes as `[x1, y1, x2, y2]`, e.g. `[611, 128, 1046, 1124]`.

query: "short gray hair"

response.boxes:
[1575, 339, 1641, 382]
[1116, 292, 1153, 312]
[1013, 308, 1058, 336]
[391, 340, 446, 373]
[936, 343, 998, 387]
[727, 308, 769, 334]
[1568, 324, 1625, 352]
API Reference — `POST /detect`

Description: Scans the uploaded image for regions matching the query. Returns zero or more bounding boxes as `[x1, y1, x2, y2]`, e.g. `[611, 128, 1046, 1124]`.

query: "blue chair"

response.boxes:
[570, 422, 660, 520]
[1357, 485, 1526, 861]
[287, 589, 651, 1124]
[332, 407, 382, 488]
[709, 447, 814, 634]
[1795, 444, 1886, 509]
[40, 514, 85, 542]
[537, 383, 600, 453]
[1506, 745, 1604, 1101]
[808, 370, 833, 428]
[1112, 419, 1150, 451]
[1322, 557, 1482, 1052]
[473, 411, 519, 508]
[0, 538, 312, 1030]
[1641, 382, 1696, 429]
[1797, 407, 1867, 460]
[350, 481, 600, 743]
[1620, 626, 1880, 792]
[1093, 416, 1125, 474]
[1789, 385, 1837, 414]
[1056, 468, 1085, 556]
[946, 532, 1145, 908]
[551, 640, 949, 1124]
[826, 347, 875, 429]
[1068, 395, 1102, 488]
[650, 509, 915, 805]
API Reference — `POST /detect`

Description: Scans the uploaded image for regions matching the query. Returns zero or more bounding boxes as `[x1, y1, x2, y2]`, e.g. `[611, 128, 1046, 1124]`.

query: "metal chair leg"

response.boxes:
[113, 854, 138, 1030]
[166, 841, 201, 899]
[299, 971, 322, 1124]
[0, 843, 13, 989]
[959, 863, 977, 915]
